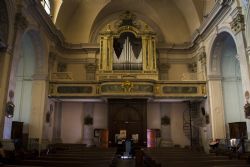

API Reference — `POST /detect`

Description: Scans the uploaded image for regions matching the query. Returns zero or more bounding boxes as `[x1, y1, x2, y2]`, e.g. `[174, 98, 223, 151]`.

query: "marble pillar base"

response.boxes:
[83, 125, 94, 147]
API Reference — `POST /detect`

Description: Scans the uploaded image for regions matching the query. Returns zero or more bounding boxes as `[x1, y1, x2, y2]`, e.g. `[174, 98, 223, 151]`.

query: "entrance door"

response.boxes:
[108, 99, 147, 146]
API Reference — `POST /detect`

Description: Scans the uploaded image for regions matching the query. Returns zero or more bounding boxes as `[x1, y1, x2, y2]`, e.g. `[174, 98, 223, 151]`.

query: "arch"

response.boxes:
[89, 10, 165, 44]
[11, 27, 48, 78]
[3, 27, 47, 139]
[208, 28, 238, 76]
[208, 30, 245, 138]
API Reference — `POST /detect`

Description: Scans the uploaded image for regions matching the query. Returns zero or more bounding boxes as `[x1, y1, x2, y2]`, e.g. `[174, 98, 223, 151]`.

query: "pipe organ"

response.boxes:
[113, 37, 143, 70]
[97, 11, 158, 80]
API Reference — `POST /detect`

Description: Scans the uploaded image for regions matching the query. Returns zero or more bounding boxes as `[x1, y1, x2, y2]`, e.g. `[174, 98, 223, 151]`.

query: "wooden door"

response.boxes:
[108, 99, 147, 146]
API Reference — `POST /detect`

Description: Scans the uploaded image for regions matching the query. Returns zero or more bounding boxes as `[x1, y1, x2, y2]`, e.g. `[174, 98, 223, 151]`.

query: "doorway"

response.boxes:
[108, 99, 147, 146]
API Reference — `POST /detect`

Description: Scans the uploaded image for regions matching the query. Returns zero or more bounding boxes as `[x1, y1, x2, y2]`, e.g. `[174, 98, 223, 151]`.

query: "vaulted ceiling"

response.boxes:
[55, 0, 216, 45]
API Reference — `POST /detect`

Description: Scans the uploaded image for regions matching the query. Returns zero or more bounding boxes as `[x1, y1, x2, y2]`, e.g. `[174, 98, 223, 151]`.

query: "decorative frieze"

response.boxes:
[51, 72, 73, 81]
[100, 81, 154, 94]
[57, 86, 92, 94]
[163, 86, 198, 94]
[49, 81, 206, 98]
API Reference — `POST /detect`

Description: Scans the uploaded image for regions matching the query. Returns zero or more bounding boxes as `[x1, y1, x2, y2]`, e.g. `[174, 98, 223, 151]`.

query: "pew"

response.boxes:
[2, 143, 117, 167]
[143, 147, 249, 167]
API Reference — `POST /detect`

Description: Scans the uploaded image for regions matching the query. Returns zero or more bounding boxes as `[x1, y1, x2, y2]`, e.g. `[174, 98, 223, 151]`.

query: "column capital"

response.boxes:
[246, 47, 250, 55]
[230, 7, 244, 35]
[85, 63, 97, 72]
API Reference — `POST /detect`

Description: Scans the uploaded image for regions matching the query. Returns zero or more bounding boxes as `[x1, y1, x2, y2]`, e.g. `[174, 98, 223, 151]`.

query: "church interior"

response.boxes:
[1, 0, 250, 166]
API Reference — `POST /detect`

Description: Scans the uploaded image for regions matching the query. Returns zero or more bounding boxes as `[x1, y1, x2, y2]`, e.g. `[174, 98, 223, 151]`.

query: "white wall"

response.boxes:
[93, 103, 107, 129]
[169, 102, 190, 147]
[61, 102, 84, 143]
[61, 102, 108, 143]
[147, 102, 190, 147]
[43, 99, 56, 141]
[147, 102, 161, 129]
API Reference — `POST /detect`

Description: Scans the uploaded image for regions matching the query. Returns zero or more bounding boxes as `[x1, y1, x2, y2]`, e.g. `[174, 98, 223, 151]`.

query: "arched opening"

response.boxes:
[210, 32, 245, 138]
[13, 32, 36, 134]
[220, 34, 244, 124]
[3, 30, 47, 140]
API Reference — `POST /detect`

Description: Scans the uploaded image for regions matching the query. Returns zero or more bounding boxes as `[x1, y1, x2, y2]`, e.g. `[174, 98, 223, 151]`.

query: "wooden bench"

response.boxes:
[143, 147, 248, 167]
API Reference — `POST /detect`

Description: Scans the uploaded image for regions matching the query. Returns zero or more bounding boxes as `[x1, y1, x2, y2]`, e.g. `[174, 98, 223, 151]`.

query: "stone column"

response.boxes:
[230, 8, 250, 138]
[208, 75, 226, 140]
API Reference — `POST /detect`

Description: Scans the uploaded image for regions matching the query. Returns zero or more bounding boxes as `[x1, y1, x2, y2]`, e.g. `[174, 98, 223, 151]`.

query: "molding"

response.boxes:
[207, 74, 222, 80]
[194, 0, 233, 43]
[32, 73, 48, 80]
[246, 46, 250, 55]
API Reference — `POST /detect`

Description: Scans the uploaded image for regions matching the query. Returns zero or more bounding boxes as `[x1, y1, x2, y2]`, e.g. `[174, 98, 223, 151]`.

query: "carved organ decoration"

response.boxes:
[99, 11, 158, 78]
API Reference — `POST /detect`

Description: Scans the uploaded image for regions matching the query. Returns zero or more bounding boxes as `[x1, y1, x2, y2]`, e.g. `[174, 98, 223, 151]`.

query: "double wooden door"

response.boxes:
[108, 99, 147, 146]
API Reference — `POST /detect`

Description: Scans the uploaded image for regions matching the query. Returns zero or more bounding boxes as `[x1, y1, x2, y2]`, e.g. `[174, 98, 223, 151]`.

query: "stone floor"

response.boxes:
[116, 159, 135, 167]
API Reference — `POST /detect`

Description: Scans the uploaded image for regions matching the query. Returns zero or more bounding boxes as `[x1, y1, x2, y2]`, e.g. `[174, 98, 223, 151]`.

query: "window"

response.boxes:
[40, 0, 51, 15]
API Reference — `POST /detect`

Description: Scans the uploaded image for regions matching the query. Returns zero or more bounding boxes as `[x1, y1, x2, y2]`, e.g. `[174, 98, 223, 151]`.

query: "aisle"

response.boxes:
[116, 159, 135, 167]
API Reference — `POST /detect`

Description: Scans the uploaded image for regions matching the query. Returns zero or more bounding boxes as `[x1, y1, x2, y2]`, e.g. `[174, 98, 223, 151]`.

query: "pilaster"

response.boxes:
[207, 75, 226, 140]
[29, 75, 48, 148]
[230, 7, 250, 138]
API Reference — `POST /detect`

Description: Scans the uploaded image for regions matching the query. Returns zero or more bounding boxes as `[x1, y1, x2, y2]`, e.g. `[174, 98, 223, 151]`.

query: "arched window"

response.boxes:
[40, 0, 51, 15]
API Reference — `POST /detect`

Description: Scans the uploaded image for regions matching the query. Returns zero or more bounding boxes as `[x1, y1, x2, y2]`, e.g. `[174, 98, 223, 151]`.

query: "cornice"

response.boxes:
[192, 0, 233, 44]
[207, 74, 223, 81]
[27, 0, 234, 53]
